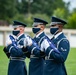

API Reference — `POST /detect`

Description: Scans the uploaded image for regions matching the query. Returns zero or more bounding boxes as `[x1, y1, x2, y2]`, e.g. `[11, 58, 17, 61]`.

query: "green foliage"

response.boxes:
[53, 8, 69, 29]
[53, 8, 68, 20]
[33, 13, 51, 27]
[33, 13, 50, 23]
[30, 0, 67, 16]
[67, 13, 76, 29]
[9, 13, 33, 26]
[0, 0, 17, 22]
[16, 0, 28, 14]
[0, 0, 68, 19]
[10, 13, 27, 24]
[1, 0, 75, 29]
[72, 8, 76, 13]
[24, 14, 33, 27]
[10, 13, 50, 27]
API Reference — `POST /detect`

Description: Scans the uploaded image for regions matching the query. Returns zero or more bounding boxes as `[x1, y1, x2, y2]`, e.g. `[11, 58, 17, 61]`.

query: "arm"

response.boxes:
[22, 36, 45, 57]
[22, 46, 31, 58]
[45, 39, 70, 63]
[6, 35, 23, 57]
[3, 47, 10, 58]
[6, 44, 23, 57]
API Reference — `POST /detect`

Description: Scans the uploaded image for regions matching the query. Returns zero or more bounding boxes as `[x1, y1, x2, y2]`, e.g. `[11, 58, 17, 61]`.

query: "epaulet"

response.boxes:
[57, 38, 67, 49]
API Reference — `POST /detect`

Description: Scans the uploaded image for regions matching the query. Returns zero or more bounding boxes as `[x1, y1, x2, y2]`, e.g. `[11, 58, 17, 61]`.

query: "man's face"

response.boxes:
[13, 26, 25, 36]
[50, 24, 59, 28]
[34, 24, 45, 30]
[14, 26, 25, 31]
[33, 24, 41, 28]
[50, 24, 63, 35]
[50, 24, 63, 29]
[14, 27, 20, 30]
[32, 24, 45, 34]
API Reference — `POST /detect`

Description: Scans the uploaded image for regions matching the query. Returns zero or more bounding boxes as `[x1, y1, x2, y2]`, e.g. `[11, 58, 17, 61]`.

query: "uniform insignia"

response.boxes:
[61, 47, 67, 51]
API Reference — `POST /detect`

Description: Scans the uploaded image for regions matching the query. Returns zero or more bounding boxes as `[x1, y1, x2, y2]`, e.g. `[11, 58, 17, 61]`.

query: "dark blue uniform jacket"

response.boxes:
[6, 34, 27, 75]
[29, 32, 46, 75]
[43, 33, 70, 75]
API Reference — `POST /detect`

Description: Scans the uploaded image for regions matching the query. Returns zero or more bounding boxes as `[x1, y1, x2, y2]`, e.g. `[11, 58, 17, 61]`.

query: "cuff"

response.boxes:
[45, 46, 54, 56]
[7, 44, 13, 53]
[28, 44, 37, 54]
[22, 46, 29, 53]
[3, 47, 10, 58]
[31, 47, 36, 54]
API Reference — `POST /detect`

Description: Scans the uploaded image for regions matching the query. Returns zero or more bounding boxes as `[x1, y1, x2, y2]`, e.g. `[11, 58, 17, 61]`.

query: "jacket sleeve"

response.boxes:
[3, 47, 10, 58]
[45, 39, 70, 63]
[6, 44, 23, 57]
[22, 46, 31, 58]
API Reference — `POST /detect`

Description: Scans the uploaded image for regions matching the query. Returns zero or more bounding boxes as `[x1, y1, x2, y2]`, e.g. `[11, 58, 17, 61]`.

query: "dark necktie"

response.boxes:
[51, 36, 55, 40]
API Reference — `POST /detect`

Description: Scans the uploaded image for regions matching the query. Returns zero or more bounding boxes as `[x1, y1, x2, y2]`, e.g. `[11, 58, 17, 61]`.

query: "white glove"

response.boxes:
[6, 36, 12, 47]
[26, 36, 33, 46]
[42, 39, 50, 51]
[24, 38, 27, 47]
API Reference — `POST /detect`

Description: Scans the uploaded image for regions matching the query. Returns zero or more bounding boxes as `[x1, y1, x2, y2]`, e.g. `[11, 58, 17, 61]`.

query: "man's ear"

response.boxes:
[19, 27, 23, 32]
[41, 25, 45, 30]
[58, 25, 63, 31]
[59, 25, 63, 28]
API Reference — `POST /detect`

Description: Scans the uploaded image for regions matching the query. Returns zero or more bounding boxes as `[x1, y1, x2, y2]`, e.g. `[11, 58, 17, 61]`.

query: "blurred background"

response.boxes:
[0, 0, 76, 75]
[0, 0, 76, 47]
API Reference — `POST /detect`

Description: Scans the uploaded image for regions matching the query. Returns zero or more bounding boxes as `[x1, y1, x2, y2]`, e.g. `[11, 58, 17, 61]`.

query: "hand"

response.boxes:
[9, 34, 16, 41]
[26, 36, 32, 46]
[6, 36, 12, 46]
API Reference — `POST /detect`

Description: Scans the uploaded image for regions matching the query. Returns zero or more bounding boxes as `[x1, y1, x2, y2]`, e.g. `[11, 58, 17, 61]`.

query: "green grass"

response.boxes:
[66, 48, 76, 75]
[0, 46, 29, 75]
[0, 46, 76, 75]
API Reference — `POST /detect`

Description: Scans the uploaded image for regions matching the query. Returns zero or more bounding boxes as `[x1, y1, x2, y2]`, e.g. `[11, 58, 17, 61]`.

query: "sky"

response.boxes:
[63, 0, 76, 11]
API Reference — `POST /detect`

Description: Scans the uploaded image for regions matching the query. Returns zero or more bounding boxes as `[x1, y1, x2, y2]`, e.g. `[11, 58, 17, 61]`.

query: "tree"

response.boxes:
[52, 7, 70, 20]
[53, 8, 66, 19]
[67, 13, 76, 29]
[0, 0, 17, 22]
[16, 0, 28, 14]
[16, 0, 69, 16]
[0, 0, 70, 26]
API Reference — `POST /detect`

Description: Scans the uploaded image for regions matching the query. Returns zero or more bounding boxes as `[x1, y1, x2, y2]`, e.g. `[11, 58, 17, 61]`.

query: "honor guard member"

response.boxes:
[43, 16, 70, 75]
[27, 18, 48, 75]
[3, 21, 27, 75]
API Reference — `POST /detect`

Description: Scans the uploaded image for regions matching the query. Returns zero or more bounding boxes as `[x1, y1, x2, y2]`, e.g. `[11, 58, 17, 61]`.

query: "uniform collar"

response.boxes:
[54, 32, 63, 39]
[17, 33, 24, 39]
[36, 31, 44, 38]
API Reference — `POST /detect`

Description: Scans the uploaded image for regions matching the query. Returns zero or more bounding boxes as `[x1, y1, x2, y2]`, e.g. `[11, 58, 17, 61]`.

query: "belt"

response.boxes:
[30, 55, 39, 59]
[45, 56, 54, 60]
[10, 57, 25, 61]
